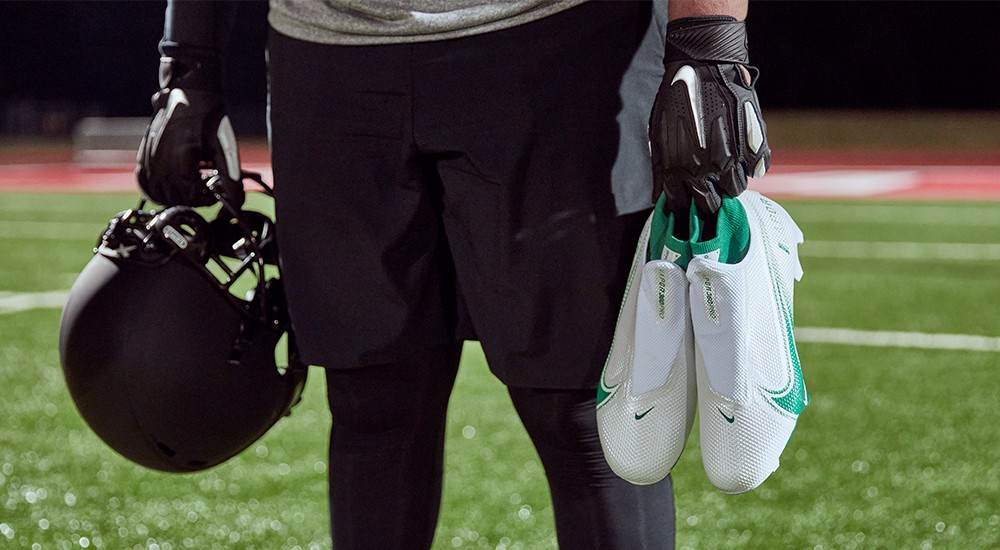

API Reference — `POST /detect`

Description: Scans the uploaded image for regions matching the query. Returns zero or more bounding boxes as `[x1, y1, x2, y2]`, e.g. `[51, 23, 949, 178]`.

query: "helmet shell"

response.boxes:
[59, 252, 305, 472]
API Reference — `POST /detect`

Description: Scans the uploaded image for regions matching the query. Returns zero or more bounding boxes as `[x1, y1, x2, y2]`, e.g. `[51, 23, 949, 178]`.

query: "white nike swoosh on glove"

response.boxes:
[671, 65, 706, 149]
[216, 115, 241, 181]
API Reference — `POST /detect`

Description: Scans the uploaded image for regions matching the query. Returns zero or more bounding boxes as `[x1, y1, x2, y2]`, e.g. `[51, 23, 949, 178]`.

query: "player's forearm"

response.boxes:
[667, 0, 748, 21]
[160, 0, 238, 60]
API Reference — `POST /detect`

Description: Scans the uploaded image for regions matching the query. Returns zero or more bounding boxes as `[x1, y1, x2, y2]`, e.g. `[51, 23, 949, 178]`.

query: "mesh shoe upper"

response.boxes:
[687, 189, 806, 494]
[597, 212, 697, 485]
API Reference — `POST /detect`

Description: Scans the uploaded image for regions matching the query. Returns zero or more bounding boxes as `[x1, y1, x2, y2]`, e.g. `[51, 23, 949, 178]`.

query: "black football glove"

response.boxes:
[649, 16, 771, 215]
[136, 56, 243, 207]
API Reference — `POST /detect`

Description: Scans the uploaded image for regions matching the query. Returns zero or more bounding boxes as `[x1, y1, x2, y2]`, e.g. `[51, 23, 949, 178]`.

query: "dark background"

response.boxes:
[1, 1, 997, 137]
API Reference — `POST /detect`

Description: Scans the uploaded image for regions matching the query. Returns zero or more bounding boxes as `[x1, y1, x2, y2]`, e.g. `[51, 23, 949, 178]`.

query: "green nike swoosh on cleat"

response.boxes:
[717, 407, 735, 423]
[756, 197, 808, 419]
[634, 407, 654, 420]
[596, 374, 618, 410]
[597, 236, 646, 412]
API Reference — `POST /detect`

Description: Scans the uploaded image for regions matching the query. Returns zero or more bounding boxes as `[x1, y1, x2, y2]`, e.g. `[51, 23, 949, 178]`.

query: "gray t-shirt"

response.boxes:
[268, 0, 588, 44]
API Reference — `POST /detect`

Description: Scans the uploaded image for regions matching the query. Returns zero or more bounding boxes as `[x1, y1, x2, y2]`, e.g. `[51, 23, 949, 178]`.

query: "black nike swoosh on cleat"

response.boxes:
[634, 407, 655, 420]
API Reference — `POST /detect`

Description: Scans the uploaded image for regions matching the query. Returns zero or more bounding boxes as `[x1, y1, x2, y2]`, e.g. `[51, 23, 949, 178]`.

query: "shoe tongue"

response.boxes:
[647, 193, 692, 268]
[690, 197, 750, 264]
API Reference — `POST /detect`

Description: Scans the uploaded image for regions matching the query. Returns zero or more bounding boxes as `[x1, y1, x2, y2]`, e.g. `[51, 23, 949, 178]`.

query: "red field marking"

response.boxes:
[0, 142, 273, 194]
[0, 163, 273, 194]
[776, 149, 1000, 167]
[1, 145, 998, 200]
[756, 165, 1000, 201]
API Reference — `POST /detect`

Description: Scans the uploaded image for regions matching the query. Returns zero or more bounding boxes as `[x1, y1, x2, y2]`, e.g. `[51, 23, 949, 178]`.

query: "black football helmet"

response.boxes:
[59, 172, 307, 473]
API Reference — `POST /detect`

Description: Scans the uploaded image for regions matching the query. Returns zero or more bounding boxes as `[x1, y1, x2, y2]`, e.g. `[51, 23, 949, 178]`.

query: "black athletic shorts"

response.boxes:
[267, 1, 665, 388]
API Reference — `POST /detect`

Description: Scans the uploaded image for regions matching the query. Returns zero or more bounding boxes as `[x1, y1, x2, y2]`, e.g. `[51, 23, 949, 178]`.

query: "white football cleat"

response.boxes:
[597, 205, 696, 485]
[687, 190, 807, 494]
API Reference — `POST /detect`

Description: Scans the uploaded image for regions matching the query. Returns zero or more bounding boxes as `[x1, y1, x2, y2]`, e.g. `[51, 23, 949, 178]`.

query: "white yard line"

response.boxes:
[3, 289, 1000, 354]
[796, 326, 1000, 352]
[0, 290, 71, 314]
[6, 215, 1000, 263]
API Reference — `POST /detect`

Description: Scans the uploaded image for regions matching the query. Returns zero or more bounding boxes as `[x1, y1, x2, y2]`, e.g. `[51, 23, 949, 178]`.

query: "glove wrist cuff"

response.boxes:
[158, 56, 222, 92]
[664, 16, 749, 65]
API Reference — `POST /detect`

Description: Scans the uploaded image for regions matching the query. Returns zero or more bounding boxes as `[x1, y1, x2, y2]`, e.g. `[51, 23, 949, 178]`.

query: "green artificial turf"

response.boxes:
[1, 193, 998, 548]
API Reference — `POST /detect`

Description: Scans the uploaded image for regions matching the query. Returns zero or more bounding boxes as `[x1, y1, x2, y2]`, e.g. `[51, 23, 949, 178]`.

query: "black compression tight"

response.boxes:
[324, 343, 463, 549]
[325, 344, 675, 549]
[508, 386, 676, 549]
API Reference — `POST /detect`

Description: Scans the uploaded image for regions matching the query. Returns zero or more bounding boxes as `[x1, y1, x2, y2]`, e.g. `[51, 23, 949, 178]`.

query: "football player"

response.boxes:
[136, 0, 766, 548]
